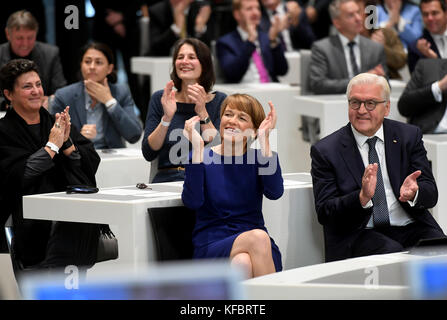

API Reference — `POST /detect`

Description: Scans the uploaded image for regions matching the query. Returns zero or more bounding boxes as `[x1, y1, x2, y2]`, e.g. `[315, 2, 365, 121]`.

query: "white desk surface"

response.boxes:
[243, 252, 431, 299]
[422, 134, 447, 232]
[130, 56, 172, 95]
[23, 173, 320, 274]
[278, 51, 300, 85]
[96, 148, 150, 188]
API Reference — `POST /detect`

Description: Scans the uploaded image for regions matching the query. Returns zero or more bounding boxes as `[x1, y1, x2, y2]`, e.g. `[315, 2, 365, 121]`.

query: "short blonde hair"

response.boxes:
[220, 93, 266, 130]
[346, 73, 390, 101]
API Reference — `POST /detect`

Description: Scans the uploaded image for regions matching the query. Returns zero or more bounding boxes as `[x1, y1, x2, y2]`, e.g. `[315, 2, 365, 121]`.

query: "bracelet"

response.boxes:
[60, 137, 73, 151]
[161, 119, 171, 127]
[45, 141, 59, 154]
[105, 98, 117, 109]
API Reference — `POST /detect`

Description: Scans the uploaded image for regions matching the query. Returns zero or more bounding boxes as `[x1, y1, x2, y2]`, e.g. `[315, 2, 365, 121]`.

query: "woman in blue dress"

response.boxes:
[182, 93, 284, 278]
[142, 38, 226, 183]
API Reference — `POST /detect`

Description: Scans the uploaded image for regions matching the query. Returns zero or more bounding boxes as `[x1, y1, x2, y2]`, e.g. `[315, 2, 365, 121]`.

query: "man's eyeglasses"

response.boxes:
[348, 99, 386, 111]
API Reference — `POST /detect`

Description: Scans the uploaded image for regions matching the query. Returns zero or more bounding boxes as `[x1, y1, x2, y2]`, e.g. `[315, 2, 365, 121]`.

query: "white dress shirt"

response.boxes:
[236, 26, 265, 83]
[351, 125, 415, 227]
[338, 33, 361, 79]
[430, 82, 447, 133]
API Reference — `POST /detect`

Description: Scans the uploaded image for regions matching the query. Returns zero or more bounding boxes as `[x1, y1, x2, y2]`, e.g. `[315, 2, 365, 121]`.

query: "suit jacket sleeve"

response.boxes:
[106, 84, 142, 143]
[308, 41, 350, 94]
[405, 127, 438, 211]
[397, 60, 438, 118]
[216, 35, 256, 83]
[310, 143, 371, 231]
[48, 47, 67, 94]
[148, 2, 177, 56]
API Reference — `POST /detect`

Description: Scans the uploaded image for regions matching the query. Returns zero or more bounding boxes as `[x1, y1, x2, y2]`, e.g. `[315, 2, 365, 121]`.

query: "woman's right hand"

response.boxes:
[48, 113, 66, 148]
[161, 80, 177, 121]
[183, 116, 204, 147]
[183, 116, 204, 163]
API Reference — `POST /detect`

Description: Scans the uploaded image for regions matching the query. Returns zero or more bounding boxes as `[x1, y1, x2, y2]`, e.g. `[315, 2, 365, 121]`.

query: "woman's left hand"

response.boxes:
[258, 101, 277, 156]
[84, 78, 113, 105]
[188, 84, 208, 119]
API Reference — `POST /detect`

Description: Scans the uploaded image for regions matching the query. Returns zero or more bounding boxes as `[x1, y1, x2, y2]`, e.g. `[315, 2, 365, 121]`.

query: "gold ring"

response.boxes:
[55, 123, 61, 128]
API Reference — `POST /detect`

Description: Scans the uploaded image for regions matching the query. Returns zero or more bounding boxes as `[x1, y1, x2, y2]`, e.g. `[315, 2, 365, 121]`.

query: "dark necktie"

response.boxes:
[348, 41, 359, 76]
[367, 137, 390, 227]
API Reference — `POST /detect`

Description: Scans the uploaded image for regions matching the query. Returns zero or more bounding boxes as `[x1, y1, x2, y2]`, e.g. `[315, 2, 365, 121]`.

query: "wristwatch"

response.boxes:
[200, 116, 210, 125]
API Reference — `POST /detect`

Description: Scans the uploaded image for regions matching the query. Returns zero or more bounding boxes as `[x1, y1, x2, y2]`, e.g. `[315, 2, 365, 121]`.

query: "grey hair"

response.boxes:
[6, 10, 39, 32]
[346, 73, 390, 101]
[329, 0, 357, 20]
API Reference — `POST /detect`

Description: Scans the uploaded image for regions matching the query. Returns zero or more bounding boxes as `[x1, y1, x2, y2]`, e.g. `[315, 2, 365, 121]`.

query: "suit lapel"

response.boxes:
[383, 119, 402, 196]
[73, 82, 87, 129]
[330, 36, 349, 78]
[340, 124, 364, 189]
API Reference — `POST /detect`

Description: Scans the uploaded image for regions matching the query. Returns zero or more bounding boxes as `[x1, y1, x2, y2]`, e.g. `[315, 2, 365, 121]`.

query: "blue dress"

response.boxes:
[182, 147, 284, 271]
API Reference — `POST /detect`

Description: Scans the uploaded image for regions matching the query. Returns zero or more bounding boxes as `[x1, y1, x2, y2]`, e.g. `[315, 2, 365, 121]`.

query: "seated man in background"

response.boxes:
[216, 0, 288, 83]
[407, 0, 447, 73]
[358, 0, 407, 80]
[308, 0, 387, 94]
[311, 73, 445, 262]
[0, 10, 66, 110]
[148, 0, 213, 56]
[398, 58, 447, 134]
[259, 0, 316, 51]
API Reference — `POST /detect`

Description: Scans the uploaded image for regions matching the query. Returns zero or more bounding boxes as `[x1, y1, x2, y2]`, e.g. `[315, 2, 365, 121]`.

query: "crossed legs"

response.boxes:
[229, 229, 276, 278]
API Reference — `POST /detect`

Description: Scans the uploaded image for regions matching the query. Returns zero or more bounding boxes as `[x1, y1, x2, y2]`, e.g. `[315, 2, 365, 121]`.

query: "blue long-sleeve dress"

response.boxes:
[182, 147, 284, 271]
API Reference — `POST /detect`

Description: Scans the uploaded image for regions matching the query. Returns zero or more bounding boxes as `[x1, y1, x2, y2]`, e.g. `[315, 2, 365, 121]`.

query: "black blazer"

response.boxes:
[407, 28, 441, 73]
[311, 119, 443, 262]
[148, 0, 212, 56]
[398, 58, 447, 133]
[259, 3, 316, 50]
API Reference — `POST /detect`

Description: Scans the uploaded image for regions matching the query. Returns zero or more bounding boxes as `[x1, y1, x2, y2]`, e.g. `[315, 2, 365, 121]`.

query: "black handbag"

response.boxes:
[96, 225, 119, 263]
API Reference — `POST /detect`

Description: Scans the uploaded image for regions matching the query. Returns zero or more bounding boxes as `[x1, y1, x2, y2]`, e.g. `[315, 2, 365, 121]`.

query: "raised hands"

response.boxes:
[187, 83, 207, 118]
[161, 80, 177, 121]
[399, 170, 421, 202]
[359, 163, 378, 206]
[183, 116, 204, 163]
[258, 101, 277, 157]
[195, 4, 211, 33]
[84, 78, 113, 105]
[416, 39, 437, 59]
[48, 107, 71, 155]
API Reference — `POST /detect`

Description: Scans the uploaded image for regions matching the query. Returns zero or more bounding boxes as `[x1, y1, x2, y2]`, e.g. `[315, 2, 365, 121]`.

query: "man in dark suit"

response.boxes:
[311, 73, 445, 262]
[216, 0, 288, 83]
[398, 58, 447, 133]
[0, 10, 66, 110]
[259, 0, 316, 50]
[407, 0, 447, 73]
[148, 0, 213, 56]
[308, 0, 387, 94]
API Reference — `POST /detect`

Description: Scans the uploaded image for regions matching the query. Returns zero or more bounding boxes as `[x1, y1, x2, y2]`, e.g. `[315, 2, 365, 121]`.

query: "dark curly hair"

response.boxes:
[0, 59, 40, 103]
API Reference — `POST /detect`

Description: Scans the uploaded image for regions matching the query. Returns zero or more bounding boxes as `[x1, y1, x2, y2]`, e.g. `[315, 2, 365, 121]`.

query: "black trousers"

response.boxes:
[351, 220, 446, 258]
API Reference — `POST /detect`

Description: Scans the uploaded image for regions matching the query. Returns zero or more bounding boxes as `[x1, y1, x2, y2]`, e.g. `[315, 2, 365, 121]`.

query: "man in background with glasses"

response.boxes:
[310, 73, 445, 262]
